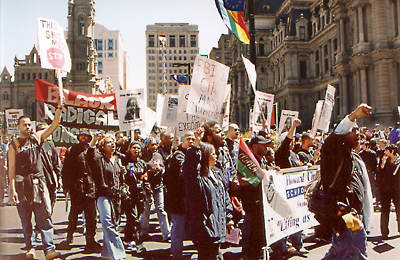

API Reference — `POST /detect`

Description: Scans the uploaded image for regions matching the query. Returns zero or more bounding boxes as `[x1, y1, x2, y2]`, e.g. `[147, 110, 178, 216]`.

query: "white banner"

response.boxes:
[5, 109, 24, 135]
[310, 100, 324, 137]
[115, 89, 146, 131]
[262, 166, 319, 246]
[252, 91, 274, 132]
[318, 85, 336, 132]
[278, 110, 299, 136]
[176, 86, 201, 136]
[242, 54, 257, 93]
[397, 106, 400, 117]
[186, 55, 230, 121]
[37, 18, 71, 72]
[221, 89, 231, 131]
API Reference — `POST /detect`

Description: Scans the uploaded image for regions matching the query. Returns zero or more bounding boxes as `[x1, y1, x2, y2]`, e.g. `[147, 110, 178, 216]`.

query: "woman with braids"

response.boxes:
[183, 130, 233, 260]
[86, 133, 126, 260]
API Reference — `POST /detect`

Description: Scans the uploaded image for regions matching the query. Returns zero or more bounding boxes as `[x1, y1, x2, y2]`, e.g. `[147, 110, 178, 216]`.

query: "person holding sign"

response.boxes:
[8, 100, 63, 260]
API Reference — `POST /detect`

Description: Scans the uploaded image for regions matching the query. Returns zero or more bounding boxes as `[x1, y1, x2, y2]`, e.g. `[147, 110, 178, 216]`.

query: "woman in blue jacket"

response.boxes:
[183, 142, 233, 259]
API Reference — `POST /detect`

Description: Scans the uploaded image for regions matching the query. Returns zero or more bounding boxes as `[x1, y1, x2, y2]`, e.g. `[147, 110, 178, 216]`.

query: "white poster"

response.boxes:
[5, 109, 24, 135]
[318, 85, 336, 132]
[115, 89, 145, 131]
[262, 166, 319, 246]
[310, 100, 324, 137]
[221, 89, 231, 131]
[242, 54, 257, 93]
[252, 91, 274, 132]
[159, 95, 179, 127]
[278, 110, 299, 136]
[398, 106, 400, 117]
[37, 18, 71, 72]
[186, 55, 230, 121]
[176, 86, 201, 137]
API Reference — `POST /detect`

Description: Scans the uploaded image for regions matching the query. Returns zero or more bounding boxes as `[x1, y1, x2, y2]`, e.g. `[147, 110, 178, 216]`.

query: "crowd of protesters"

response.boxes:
[1, 103, 400, 260]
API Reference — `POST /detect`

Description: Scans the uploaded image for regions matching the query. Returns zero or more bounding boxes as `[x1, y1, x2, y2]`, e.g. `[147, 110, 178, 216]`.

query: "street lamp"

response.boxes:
[172, 62, 191, 85]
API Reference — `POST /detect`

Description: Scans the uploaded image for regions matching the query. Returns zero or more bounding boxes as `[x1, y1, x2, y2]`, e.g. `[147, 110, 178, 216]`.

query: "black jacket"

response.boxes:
[275, 136, 301, 168]
[41, 141, 61, 192]
[165, 145, 186, 214]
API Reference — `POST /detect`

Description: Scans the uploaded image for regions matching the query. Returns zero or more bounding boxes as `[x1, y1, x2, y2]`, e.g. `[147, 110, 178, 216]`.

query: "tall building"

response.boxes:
[66, 0, 97, 93]
[145, 23, 199, 110]
[94, 23, 128, 92]
[209, 34, 233, 67]
[225, 0, 400, 130]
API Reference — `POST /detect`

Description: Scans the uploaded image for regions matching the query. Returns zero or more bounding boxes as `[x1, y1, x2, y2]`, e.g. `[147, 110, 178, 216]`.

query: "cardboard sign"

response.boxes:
[252, 91, 274, 132]
[262, 166, 319, 246]
[176, 86, 201, 136]
[37, 18, 71, 72]
[310, 100, 324, 137]
[318, 85, 336, 132]
[186, 55, 230, 121]
[159, 95, 179, 127]
[5, 109, 24, 135]
[220, 88, 231, 131]
[115, 89, 146, 131]
[278, 110, 299, 136]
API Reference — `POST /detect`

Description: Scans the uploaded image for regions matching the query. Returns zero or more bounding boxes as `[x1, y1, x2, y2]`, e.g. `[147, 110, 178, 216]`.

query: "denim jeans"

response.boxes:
[322, 228, 367, 260]
[97, 196, 126, 260]
[170, 214, 185, 258]
[16, 193, 55, 253]
[140, 187, 170, 240]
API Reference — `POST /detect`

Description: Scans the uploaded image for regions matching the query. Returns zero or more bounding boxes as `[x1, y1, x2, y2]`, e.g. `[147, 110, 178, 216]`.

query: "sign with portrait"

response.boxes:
[318, 85, 336, 132]
[278, 110, 299, 136]
[252, 91, 274, 132]
[115, 89, 146, 131]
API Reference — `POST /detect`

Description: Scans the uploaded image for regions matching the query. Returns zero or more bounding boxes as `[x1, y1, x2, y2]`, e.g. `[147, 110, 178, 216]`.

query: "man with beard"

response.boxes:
[62, 132, 100, 251]
[124, 97, 140, 121]
[8, 103, 63, 259]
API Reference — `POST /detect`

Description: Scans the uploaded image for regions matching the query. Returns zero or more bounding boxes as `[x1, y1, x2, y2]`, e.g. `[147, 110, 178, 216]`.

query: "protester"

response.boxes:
[8, 103, 63, 259]
[225, 123, 240, 164]
[165, 131, 195, 259]
[61, 132, 100, 251]
[183, 139, 233, 260]
[86, 133, 126, 260]
[320, 103, 373, 259]
[140, 137, 170, 241]
[158, 131, 174, 161]
[297, 132, 319, 165]
[120, 141, 146, 255]
[376, 144, 400, 239]
[390, 122, 400, 144]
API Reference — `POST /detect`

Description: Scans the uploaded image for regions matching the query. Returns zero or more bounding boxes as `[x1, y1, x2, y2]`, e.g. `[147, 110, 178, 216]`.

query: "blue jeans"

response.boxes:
[322, 228, 367, 260]
[97, 196, 126, 260]
[170, 214, 185, 258]
[140, 187, 170, 240]
[16, 186, 55, 253]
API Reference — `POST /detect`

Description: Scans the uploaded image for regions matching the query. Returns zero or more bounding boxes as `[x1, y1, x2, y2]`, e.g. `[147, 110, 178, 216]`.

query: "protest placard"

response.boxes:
[175, 86, 201, 136]
[115, 89, 145, 131]
[262, 166, 319, 246]
[220, 89, 231, 131]
[159, 95, 179, 127]
[5, 109, 24, 135]
[398, 106, 400, 117]
[278, 110, 299, 135]
[186, 55, 230, 121]
[37, 18, 71, 72]
[318, 85, 336, 132]
[252, 91, 274, 132]
[310, 100, 324, 137]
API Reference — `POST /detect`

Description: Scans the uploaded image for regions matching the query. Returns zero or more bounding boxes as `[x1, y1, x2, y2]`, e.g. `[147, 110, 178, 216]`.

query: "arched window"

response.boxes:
[79, 18, 85, 36]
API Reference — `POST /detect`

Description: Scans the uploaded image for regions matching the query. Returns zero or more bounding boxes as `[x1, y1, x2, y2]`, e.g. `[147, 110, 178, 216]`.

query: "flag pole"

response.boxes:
[56, 69, 64, 103]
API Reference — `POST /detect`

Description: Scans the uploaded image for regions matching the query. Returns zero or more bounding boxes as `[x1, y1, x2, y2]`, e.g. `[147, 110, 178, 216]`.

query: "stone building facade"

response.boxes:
[223, 0, 400, 130]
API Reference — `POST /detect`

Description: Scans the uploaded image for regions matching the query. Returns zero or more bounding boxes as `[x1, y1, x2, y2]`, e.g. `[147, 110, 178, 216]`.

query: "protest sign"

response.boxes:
[242, 54, 257, 93]
[35, 79, 118, 146]
[186, 55, 230, 121]
[310, 100, 324, 137]
[176, 86, 202, 136]
[278, 110, 299, 135]
[115, 89, 145, 131]
[318, 85, 335, 132]
[252, 91, 274, 132]
[262, 166, 319, 246]
[159, 95, 179, 127]
[398, 106, 400, 117]
[37, 18, 71, 72]
[5, 109, 24, 135]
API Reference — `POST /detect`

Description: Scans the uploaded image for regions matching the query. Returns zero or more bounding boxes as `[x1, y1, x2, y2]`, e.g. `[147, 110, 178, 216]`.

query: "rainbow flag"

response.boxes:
[215, 0, 250, 44]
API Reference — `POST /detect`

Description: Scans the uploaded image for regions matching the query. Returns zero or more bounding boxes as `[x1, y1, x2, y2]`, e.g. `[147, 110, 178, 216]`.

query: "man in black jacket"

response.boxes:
[61, 132, 100, 251]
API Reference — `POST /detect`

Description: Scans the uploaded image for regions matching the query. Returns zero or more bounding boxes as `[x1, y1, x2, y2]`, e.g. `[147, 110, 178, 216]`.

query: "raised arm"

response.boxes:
[38, 100, 64, 143]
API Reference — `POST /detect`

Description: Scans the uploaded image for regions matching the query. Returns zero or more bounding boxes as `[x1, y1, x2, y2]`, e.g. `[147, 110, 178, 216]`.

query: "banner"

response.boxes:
[262, 166, 319, 246]
[186, 55, 230, 121]
[115, 89, 146, 131]
[252, 91, 274, 132]
[278, 110, 299, 136]
[37, 18, 71, 72]
[310, 100, 324, 137]
[236, 138, 265, 187]
[5, 109, 24, 135]
[318, 85, 335, 132]
[242, 54, 257, 93]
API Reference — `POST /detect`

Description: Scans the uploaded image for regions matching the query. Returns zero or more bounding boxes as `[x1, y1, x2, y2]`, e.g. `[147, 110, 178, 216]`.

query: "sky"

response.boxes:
[0, 0, 228, 89]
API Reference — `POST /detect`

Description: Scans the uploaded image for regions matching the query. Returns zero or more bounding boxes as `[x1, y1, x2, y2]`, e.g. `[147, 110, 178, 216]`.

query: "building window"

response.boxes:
[108, 39, 114, 50]
[33, 73, 36, 79]
[98, 61, 103, 74]
[179, 35, 185, 47]
[170, 35, 176, 47]
[97, 39, 103, 51]
[79, 18, 85, 35]
[259, 37, 265, 55]
[38, 73, 42, 79]
[300, 61, 307, 79]
[45, 73, 48, 79]
[149, 35, 155, 47]
[27, 73, 31, 80]
[21, 73, 25, 80]
[98, 52, 103, 58]
[190, 35, 196, 47]
[3, 92, 9, 100]
[299, 26, 306, 40]
[108, 52, 113, 58]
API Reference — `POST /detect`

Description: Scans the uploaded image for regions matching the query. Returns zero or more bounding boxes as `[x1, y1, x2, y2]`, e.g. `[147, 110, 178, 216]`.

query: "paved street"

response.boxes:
[1, 192, 400, 259]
